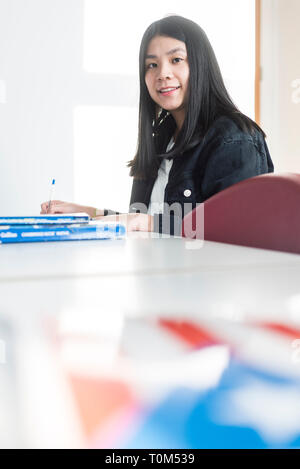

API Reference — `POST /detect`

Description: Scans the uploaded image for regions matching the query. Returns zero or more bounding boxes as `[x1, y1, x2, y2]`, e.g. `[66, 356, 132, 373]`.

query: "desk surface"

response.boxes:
[1, 233, 300, 448]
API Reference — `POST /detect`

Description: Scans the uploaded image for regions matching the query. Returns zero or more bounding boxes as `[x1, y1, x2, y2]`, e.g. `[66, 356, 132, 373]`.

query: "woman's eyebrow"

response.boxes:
[145, 47, 186, 59]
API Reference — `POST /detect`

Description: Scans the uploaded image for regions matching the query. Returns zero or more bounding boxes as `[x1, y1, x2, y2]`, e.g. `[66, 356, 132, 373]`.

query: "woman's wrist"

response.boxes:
[140, 214, 153, 232]
[84, 206, 104, 218]
[148, 214, 154, 232]
[137, 214, 153, 232]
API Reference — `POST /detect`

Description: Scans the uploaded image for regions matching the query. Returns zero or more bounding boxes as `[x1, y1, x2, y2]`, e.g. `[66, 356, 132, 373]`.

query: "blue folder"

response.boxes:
[0, 222, 126, 243]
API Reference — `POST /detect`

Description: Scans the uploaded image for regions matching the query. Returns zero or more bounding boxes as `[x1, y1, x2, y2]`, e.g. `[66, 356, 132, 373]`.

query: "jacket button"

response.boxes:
[183, 189, 191, 197]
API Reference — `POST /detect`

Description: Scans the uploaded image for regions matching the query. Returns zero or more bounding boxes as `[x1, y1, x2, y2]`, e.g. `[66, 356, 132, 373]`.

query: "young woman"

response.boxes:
[41, 15, 274, 235]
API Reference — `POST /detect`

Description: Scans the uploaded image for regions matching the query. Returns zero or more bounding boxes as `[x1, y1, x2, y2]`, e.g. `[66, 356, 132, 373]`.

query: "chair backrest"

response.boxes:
[182, 173, 300, 255]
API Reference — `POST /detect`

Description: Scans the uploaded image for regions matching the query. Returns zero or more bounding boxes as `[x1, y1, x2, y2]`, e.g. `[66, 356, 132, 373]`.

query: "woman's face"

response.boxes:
[144, 35, 189, 123]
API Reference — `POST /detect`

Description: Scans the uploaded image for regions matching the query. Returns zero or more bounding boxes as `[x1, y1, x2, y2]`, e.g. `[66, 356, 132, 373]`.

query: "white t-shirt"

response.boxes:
[147, 137, 175, 216]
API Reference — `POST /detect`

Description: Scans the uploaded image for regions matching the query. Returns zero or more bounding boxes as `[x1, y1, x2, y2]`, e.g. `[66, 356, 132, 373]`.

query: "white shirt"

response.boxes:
[147, 137, 175, 216]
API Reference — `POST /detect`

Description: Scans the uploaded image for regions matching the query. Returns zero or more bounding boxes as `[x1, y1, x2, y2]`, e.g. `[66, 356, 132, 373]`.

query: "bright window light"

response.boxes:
[74, 105, 138, 212]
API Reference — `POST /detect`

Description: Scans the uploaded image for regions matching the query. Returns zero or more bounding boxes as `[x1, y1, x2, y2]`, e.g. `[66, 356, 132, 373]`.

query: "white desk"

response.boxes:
[1, 233, 300, 448]
[0, 232, 300, 322]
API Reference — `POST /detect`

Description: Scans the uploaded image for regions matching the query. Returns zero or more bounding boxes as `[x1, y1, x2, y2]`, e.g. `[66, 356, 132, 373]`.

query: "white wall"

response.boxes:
[0, 0, 84, 214]
[260, 0, 300, 173]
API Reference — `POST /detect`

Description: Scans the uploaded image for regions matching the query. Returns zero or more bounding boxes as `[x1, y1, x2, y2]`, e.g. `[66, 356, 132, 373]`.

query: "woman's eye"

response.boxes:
[146, 58, 183, 70]
[146, 63, 157, 69]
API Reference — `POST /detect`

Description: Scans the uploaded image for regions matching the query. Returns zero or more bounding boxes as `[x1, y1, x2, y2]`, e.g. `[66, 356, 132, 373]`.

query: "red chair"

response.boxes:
[182, 173, 300, 255]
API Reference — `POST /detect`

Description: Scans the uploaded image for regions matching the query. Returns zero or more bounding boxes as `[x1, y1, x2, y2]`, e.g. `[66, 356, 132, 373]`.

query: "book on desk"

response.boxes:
[0, 213, 126, 243]
[0, 213, 90, 225]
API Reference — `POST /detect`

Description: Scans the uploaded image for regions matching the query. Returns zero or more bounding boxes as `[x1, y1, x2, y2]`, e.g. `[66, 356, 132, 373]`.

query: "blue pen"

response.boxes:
[47, 179, 56, 213]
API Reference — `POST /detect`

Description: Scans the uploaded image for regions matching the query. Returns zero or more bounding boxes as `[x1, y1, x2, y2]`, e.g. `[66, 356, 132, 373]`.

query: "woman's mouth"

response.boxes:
[158, 86, 181, 96]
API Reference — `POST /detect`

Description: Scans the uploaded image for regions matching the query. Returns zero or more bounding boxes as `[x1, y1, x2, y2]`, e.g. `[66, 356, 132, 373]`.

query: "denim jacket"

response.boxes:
[128, 116, 274, 235]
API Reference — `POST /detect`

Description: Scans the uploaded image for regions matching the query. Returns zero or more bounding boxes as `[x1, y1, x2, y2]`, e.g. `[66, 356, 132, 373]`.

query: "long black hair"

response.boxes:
[127, 15, 265, 180]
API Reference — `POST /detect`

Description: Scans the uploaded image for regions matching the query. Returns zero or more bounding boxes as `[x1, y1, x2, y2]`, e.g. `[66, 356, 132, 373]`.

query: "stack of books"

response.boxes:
[0, 213, 126, 244]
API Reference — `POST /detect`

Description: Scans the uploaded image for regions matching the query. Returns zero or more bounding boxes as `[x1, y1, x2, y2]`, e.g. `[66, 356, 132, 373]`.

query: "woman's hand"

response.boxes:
[95, 213, 154, 232]
[40, 200, 98, 218]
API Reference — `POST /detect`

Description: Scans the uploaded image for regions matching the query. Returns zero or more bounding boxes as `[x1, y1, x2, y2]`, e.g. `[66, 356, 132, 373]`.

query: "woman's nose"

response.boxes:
[157, 62, 174, 80]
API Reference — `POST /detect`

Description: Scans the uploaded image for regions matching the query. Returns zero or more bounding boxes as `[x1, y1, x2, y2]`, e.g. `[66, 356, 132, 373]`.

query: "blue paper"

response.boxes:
[122, 358, 300, 449]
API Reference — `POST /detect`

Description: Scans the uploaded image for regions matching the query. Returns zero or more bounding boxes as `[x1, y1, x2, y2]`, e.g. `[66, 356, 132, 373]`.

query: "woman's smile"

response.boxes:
[158, 86, 181, 96]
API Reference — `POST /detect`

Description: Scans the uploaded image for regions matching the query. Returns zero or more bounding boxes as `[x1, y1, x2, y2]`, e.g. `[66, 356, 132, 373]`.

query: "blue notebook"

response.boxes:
[0, 213, 90, 225]
[0, 222, 126, 243]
